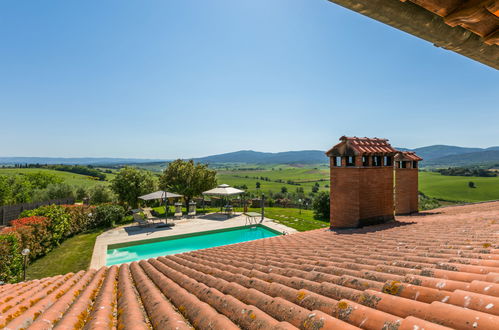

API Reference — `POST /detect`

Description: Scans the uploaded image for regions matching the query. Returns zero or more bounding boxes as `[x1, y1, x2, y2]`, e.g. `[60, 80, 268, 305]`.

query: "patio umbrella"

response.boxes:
[202, 184, 244, 196]
[203, 184, 245, 212]
[138, 190, 183, 221]
[139, 191, 183, 200]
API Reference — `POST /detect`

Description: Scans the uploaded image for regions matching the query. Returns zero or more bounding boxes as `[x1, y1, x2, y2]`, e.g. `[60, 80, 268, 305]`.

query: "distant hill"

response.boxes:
[396, 145, 499, 167]
[423, 150, 499, 167]
[193, 150, 329, 164]
[3, 144, 499, 167]
[409, 145, 484, 160]
[0, 157, 164, 166]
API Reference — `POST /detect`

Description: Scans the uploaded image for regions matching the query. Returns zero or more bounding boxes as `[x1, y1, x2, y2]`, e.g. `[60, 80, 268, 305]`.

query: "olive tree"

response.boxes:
[312, 191, 330, 220]
[159, 160, 217, 209]
[110, 167, 157, 208]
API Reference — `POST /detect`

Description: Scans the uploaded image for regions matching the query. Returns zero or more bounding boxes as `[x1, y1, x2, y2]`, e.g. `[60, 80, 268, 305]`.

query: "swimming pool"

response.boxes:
[106, 225, 280, 266]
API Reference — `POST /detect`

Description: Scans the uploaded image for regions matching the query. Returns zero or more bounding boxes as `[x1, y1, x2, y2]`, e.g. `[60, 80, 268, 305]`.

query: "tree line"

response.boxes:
[437, 167, 497, 177]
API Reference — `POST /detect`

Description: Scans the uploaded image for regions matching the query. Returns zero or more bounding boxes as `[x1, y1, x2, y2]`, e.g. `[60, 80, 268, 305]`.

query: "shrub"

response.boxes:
[75, 187, 88, 201]
[23, 205, 71, 244]
[8, 216, 51, 260]
[94, 204, 125, 227]
[312, 191, 330, 220]
[419, 192, 441, 210]
[0, 233, 23, 283]
[24, 172, 63, 189]
[89, 185, 114, 204]
[63, 205, 96, 235]
[45, 183, 75, 200]
[2, 203, 122, 283]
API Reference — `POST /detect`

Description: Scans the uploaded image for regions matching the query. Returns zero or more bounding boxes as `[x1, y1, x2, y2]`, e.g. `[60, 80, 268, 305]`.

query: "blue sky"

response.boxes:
[0, 0, 497, 159]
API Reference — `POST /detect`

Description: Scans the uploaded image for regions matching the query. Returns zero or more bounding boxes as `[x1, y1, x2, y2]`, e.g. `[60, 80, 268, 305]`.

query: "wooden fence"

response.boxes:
[0, 197, 75, 226]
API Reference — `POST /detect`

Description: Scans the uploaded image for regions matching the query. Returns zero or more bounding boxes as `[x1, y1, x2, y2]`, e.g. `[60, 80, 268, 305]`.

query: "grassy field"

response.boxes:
[217, 166, 329, 194]
[0, 168, 112, 188]
[26, 228, 104, 280]
[419, 171, 499, 202]
[217, 166, 499, 203]
[151, 205, 329, 232]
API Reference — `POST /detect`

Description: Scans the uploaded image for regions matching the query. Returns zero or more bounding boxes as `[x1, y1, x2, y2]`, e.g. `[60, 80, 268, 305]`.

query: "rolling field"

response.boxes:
[217, 166, 329, 194]
[217, 166, 499, 203]
[419, 171, 499, 202]
[0, 168, 112, 188]
[3, 165, 498, 204]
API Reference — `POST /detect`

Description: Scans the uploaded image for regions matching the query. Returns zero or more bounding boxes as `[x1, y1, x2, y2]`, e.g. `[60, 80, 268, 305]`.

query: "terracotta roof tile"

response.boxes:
[2, 201, 499, 329]
[326, 136, 398, 156]
[395, 151, 424, 161]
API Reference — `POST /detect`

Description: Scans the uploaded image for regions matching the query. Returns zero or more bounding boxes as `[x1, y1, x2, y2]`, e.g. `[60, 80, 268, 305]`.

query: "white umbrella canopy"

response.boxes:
[202, 184, 245, 196]
[139, 190, 183, 200]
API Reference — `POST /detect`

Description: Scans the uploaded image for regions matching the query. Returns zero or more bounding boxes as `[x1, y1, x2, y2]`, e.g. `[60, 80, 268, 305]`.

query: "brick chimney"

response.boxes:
[394, 151, 423, 215]
[326, 136, 397, 228]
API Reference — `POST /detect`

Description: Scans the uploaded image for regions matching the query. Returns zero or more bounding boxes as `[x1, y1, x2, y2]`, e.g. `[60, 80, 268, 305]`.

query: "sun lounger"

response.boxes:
[133, 213, 154, 227]
[142, 208, 161, 224]
[188, 202, 196, 218]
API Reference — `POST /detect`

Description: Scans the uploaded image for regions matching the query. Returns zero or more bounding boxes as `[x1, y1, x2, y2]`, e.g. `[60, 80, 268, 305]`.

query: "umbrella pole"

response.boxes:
[166, 198, 169, 224]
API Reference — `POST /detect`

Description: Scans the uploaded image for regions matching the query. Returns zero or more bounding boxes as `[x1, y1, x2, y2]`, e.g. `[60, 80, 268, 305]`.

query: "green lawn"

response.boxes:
[419, 171, 499, 202]
[0, 168, 110, 188]
[255, 207, 329, 231]
[26, 229, 104, 280]
[152, 205, 328, 232]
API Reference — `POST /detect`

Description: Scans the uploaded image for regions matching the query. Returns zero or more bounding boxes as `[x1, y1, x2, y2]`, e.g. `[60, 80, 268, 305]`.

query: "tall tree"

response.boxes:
[159, 160, 217, 209]
[110, 167, 157, 208]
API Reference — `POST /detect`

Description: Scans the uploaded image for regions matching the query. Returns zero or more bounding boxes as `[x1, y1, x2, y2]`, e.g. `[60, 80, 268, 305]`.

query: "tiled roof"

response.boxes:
[395, 151, 423, 162]
[326, 136, 398, 156]
[402, 0, 499, 46]
[2, 202, 499, 329]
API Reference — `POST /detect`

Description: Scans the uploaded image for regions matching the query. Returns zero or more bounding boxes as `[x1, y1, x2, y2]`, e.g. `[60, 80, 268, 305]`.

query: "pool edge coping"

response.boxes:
[89, 216, 296, 269]
[107, 224, 282, 250]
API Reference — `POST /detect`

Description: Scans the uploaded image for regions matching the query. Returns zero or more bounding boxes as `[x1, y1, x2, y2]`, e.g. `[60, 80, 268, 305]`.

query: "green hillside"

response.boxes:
[3, 165, 498, 205]
[0, 168, 112, 188]
[419, 171, 499, 202]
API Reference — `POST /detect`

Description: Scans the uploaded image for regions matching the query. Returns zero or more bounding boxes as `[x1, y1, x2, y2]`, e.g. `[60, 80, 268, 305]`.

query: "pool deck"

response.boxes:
[90, 212, 297, 269]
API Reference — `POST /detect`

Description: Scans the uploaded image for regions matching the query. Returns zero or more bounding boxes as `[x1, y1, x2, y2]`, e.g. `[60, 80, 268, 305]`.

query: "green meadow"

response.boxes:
[0, 168, 112, 188]
[217, 166, 330, 194]
[419, 171, 499, 203]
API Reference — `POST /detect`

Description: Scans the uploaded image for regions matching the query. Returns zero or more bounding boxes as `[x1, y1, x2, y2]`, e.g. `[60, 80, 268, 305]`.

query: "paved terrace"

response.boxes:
[1, 202, 499, 329]
[90, 212, 297, 269]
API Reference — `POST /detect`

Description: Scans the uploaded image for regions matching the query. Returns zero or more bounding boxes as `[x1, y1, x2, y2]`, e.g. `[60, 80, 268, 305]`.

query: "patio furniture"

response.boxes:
[141, 208, 162, 224]
[188, 201, 196, 218]
[174, 202, 183, 219]
[138, 190, 183, 225]
[133, 213, 153, 227]
[202, 184, 245, 218]
[244, 212, 261, 225]
[223, 205, 233, 217]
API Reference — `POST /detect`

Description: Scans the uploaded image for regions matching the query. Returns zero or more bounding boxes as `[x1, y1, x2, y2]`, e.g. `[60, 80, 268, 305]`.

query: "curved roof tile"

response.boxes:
[2, 202, 499, 329]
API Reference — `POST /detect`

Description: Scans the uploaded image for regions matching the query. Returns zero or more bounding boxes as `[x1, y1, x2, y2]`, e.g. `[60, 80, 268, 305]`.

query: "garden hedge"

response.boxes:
[0, 203, 124, 283]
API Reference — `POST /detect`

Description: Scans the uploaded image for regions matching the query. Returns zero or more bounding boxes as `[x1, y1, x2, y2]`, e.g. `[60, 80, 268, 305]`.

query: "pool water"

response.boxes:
[106, 225, 279, 266]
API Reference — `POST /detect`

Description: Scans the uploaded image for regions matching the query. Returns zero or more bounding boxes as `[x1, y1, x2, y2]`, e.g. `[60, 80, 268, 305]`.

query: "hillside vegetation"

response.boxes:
[3, 163, 499, 205]
[0, 168, 111, 188]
